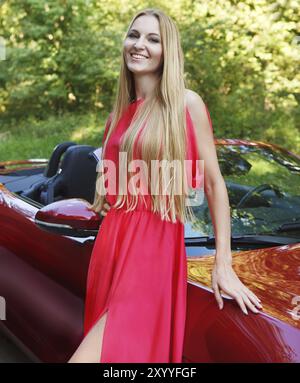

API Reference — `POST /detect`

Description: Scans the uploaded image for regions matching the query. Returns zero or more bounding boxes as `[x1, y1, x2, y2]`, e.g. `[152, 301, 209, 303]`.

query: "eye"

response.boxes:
[127, 32, 159, 43]
[128, 32, 138, 39]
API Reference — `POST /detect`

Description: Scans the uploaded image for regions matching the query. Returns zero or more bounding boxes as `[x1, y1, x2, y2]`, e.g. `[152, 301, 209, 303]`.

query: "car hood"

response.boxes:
[187, 243, 300, 329]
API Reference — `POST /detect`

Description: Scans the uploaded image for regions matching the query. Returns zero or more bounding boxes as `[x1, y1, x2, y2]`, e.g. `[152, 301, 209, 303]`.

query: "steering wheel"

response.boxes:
[236, 183, 283, 209]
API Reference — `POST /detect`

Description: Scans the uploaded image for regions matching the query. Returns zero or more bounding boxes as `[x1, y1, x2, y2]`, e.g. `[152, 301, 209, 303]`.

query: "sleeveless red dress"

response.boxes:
[83, 99, 213, 362]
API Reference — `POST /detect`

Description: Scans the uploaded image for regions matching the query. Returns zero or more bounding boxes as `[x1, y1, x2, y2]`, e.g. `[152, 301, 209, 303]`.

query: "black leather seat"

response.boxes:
[39, 145, 98, 205]
[21, 142, 77, 202]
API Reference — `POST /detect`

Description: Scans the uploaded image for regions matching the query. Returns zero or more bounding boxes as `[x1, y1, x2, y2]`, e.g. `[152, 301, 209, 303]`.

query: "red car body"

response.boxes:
[0, 139, 299, 363]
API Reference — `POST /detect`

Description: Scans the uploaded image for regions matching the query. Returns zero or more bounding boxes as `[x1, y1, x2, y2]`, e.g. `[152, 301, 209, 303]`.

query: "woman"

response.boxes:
[68, 8, 262, 363]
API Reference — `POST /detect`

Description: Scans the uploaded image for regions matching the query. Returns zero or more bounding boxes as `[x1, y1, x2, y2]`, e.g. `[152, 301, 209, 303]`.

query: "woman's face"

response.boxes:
[124, 15, 163, 76]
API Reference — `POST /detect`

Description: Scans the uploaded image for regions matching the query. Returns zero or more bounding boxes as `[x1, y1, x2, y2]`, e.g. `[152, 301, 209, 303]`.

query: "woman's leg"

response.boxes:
[67, 311, 108, 363]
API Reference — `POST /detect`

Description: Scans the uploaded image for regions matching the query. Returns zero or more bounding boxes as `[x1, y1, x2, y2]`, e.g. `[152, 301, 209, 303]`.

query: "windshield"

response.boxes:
[185, 143, 300, 239]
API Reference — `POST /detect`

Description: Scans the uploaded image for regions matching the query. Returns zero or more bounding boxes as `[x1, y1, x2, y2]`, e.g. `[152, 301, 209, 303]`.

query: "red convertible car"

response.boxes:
[0, 139, 300, 363]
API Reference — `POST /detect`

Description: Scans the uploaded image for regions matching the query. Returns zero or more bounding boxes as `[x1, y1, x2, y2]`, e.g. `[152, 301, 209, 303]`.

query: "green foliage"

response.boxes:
[0, 110, 107, 160]
[0, 0, 299, 159]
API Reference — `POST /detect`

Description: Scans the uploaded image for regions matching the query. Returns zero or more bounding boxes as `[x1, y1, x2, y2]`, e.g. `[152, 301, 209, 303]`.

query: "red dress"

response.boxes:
[83, 99, 212, 362]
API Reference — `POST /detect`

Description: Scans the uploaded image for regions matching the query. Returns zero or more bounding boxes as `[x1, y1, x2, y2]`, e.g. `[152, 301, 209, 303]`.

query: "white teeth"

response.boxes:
[131, 53, 148, 59]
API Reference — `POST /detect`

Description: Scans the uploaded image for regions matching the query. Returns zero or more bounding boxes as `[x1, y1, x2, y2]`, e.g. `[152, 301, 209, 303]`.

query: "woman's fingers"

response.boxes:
[233, 293, 249, 315]
[100, 209, 107, 216]
[234, 289, 263, 315]
[239, 291, 260, 314]
[243, 287, 263, 308]
[212, 264, 263, 315]
[103, 203, 111, 211]
[212, 283, 223, 310]
[100, 202, 111, 217]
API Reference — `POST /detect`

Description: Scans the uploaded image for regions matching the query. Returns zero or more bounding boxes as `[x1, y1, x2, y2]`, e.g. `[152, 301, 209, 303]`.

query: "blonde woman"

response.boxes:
[68, 8, 262, 363]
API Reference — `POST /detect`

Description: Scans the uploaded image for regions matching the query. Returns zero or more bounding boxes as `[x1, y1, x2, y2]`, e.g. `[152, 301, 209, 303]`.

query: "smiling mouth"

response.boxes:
[130, 53, 149, 59]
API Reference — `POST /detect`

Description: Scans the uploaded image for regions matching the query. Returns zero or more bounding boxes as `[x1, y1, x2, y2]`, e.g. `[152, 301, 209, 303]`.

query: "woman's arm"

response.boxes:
[186, 89, 263, 315]
[187, 91, 232, 264]
[187, 90, 232, 262]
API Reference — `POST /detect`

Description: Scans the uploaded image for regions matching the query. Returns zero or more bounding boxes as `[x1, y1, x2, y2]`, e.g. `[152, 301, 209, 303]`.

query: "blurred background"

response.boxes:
[0, 0, 299, 162]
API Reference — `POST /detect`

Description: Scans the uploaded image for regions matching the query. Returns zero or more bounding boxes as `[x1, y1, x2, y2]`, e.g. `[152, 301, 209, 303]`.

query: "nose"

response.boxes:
[133, 36, 146, 50]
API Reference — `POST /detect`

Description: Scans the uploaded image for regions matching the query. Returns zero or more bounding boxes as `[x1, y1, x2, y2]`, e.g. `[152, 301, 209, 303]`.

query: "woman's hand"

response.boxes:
[211, 259, 263, 315]
[100, 198, 111, 217]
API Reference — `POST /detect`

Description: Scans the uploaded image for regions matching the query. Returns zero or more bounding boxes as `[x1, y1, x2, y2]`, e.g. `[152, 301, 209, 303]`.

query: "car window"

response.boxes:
[185, 144, 300, 239]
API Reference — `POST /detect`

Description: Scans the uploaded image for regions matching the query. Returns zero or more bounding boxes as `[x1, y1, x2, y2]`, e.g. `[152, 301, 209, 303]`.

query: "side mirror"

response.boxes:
[34, 198, 102, 237]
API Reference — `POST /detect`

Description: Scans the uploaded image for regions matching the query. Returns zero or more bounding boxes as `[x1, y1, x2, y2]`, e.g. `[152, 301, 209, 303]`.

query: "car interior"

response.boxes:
[0, 142, 99, 206]
[0, 142, 297, 213]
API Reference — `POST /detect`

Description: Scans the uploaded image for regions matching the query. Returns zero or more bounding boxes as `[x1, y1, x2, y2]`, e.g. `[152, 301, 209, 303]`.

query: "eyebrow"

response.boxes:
[129, 29, 160, 37]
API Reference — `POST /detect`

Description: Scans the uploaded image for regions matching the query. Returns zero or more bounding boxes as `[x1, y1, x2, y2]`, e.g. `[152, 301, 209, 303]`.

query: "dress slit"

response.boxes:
[81, 304, 110, 362]
[99, 307, 109, 362]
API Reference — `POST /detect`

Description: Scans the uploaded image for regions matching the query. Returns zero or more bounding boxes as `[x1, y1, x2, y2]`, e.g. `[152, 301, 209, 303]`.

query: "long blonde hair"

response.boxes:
[89, 8, 196, 224]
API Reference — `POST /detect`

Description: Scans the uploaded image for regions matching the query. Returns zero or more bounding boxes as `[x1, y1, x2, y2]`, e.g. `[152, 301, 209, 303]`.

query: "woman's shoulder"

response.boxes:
[184, 89, 214, 134]
[184, 88, 206, 112]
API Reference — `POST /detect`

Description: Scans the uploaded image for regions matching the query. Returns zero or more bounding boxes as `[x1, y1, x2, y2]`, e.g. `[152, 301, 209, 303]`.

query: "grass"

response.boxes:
[1, 111, 299, 163]
[0, 112, 108, 162]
